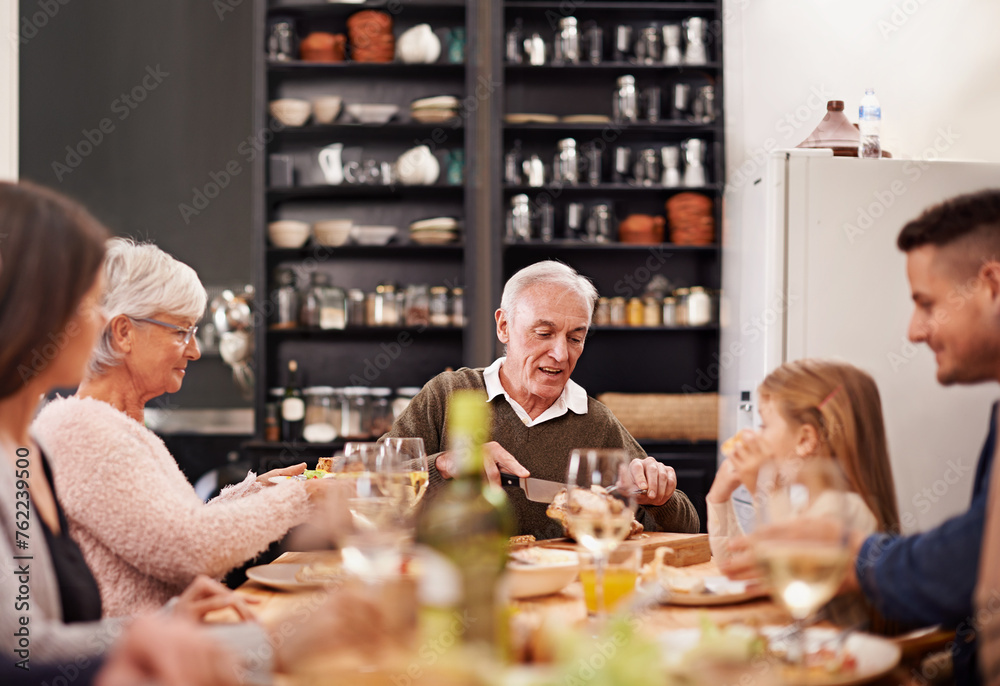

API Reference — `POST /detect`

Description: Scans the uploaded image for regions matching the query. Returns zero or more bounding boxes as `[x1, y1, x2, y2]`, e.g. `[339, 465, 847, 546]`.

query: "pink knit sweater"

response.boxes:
[33, 396, 312, 617]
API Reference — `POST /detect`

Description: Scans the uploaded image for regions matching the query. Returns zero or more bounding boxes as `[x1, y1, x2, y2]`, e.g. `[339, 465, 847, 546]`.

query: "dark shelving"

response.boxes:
[502, 183, 720, 193]
[266, 326, 463, 338]
[505, 61, 721, 71]
[267, 61, 466, 74]
[266, 243, 463, 258]
[267, 185, 465, 201]
[504, 240, 717, 252]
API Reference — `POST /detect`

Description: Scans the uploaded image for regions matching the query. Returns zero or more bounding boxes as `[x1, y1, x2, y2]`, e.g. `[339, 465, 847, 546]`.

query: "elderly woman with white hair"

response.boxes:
[33, 238, 325, 617]
[386, 260, 699, 538]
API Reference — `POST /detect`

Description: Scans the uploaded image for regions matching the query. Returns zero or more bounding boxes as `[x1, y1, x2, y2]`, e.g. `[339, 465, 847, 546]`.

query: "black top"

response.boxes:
[37, 452, 102, 623]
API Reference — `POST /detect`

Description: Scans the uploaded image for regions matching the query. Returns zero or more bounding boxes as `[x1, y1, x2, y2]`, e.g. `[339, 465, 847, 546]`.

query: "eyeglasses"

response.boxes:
[129, 317, 199, 345]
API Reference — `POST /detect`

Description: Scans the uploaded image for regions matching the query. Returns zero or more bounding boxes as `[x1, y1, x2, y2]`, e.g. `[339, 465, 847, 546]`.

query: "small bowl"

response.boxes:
[268, 99, 311, 127]
[350, 225, 397, 246]
[313, 219, 353, 247]
[268, 220, 310, 248]
[312, 96, 343, 125]
[344, 103, 400, 125]
[505, 561, 579, 599]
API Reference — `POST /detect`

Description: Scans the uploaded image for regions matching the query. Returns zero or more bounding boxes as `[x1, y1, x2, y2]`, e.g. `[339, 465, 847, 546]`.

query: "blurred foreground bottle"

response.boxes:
[858, 88, 882, 159]
[416, 391, 515, 654]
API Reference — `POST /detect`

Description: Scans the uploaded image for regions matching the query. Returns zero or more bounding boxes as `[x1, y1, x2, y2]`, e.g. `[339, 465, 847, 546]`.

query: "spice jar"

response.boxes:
[626, 297, 644, 326]
[303, 386, 338, 443]
[429, 286, 451, 326]
[643, 296, 662, 326]
[393, 387, 421, 420]
[347, 289, 366, 327]
[674, 288, 690, 326]
[687, 286, 712, 326]
[339, 387, 369, 439]
[451, 287, 465, 327]
[662, 296, 677, 326]
[594, 297, 611, 326]
[301, 272, 346, 330]
[265, 396, 281, 442]
[271, 268, 299, 330]
[613, 75, 638, 123]
[374, 284, 400, 326]
[404, 284, 430, 327]
[365, 292, 378, 326]
[554, 138, 579, 185]
[609, 297, 627, 326]
[368, 387, 394, 437]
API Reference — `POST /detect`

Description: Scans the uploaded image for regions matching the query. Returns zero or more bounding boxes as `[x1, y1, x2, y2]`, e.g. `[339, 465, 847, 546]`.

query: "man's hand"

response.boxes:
[257, 462, 306, 486]
[628, 457, 676, 506]
[435, 441, 530, 487]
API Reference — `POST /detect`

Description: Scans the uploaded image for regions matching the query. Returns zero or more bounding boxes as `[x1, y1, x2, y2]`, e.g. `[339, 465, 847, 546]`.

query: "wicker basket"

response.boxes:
[596, 392, 718, 441]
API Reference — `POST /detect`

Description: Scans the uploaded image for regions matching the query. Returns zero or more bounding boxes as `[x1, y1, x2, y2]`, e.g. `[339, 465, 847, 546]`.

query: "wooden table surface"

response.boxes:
[230, 550, 952, 686]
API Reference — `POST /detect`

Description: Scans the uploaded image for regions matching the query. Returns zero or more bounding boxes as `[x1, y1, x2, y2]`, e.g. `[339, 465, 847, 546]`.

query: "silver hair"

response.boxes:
[499, 260, 599, 323]
[88, 238, 207, 375]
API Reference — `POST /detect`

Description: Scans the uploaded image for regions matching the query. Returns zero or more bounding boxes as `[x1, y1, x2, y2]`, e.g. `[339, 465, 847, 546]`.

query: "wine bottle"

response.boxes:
[281, 359, 305, 442]
[415, 390, 515, 652]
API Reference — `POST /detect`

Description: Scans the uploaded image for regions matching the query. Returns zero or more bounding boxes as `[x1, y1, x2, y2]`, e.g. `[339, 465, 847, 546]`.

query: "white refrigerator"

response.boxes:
[720, 149, 1000, 533]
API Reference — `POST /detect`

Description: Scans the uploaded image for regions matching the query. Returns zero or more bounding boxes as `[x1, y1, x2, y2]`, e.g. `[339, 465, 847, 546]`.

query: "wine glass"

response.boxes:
[753, 457, 851, 666]
[328, 442, 406, 578]
[379, 437, 430, 514]
[564, 448, 639, 621]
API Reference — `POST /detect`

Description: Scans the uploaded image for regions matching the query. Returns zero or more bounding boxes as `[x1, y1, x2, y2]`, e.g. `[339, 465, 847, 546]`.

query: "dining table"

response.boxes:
[222, 543, 955, 686]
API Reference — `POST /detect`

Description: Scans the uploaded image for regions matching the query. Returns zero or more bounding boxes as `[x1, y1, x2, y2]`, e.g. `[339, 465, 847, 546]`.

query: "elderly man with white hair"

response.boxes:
[387, 260, 699, 538]
[33, 238, 329, 617]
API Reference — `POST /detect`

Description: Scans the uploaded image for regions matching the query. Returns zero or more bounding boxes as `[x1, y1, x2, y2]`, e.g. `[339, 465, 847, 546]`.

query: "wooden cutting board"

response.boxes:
[532, 532, 710, 567]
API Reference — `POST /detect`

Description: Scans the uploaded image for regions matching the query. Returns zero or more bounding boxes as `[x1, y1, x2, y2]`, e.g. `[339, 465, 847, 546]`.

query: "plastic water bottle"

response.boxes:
[858, 88, 882, 159]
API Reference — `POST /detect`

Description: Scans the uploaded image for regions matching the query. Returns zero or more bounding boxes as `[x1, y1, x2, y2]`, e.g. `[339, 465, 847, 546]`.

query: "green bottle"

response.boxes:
[416, 391, 515, 652]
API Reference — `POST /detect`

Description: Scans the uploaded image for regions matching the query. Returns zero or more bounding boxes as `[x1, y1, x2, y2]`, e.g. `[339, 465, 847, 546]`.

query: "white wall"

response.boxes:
[0, 3, 16, 181]
[721, 0, 1000, 531]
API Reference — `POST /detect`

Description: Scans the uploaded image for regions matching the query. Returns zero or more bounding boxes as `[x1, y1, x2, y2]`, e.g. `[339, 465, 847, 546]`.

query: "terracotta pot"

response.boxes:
[618, 214, 665, 244]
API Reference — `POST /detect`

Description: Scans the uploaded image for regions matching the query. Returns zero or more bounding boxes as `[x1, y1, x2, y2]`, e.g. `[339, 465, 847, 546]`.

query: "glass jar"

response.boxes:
[613, 74, 638, 123]
[594, 297, 611, 326]
[609, 297, 627, 326]
[674, 287, 690, 326]
[365, 292, 378, 326]
[393, 386, 422, 420]
[347, 288, 366, 327]
[451, 287, 465, 327]
[687, 286, 712, 326]
[555, 16, 580, 64]
[429, 286, 451, 326]
[404, 284, 430, 327]
[374, 284, 400, 326]
[643, 296, 662, 326]
[271, 267, 299, 330]
[662, 296, 677, 326]
[301, 272, 346, 330]
[509, 194, 532, 242]
[369, 387, 394, 437]
[303, 386, 339, 443]
[339, 387, 369, 439]
[626, 297, 644, 326]
[554, 138, 579, 185]
[265, 399, 281, 442]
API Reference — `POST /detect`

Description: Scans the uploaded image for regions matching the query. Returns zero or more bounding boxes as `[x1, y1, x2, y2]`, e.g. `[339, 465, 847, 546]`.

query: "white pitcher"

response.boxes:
[318, 143, 344, 185]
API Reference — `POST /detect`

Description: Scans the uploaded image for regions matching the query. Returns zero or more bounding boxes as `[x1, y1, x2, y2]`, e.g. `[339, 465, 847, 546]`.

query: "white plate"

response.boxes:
[246, 564, 323, 591]
[409, 216, 459, 232]
[662, 575, 770, 607]
[658, 627, 902, 686]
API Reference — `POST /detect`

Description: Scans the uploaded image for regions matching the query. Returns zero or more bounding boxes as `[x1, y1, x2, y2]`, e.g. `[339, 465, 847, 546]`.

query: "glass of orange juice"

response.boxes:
[579, 544, 641, 615]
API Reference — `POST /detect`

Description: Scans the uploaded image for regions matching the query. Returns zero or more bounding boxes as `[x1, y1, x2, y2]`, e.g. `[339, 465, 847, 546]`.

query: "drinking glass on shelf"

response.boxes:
[753, 457, 851, 666]
[565, 448, 639, 622]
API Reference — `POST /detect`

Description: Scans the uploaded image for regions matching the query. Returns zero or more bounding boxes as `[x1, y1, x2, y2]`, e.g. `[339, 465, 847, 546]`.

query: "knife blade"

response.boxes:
[499, 472, 565, 504]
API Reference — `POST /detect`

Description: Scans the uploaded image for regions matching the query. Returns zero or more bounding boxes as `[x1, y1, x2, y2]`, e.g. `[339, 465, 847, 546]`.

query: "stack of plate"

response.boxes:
[409, 216, 460, 245]
[410, 95, 460, 124]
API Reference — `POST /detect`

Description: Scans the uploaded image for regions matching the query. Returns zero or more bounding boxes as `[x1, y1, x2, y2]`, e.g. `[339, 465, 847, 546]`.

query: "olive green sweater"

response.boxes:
[387, 367, 700, 539]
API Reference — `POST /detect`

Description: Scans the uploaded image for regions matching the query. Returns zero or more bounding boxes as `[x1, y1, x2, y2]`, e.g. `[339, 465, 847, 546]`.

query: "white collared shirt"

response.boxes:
[482, 357, 589, 427]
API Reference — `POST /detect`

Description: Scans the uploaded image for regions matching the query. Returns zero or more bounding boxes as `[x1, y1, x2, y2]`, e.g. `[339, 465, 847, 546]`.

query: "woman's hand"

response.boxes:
[97, 615, 240, 686]
[172, 575, 258, 622]
[257, 462, 306, 487]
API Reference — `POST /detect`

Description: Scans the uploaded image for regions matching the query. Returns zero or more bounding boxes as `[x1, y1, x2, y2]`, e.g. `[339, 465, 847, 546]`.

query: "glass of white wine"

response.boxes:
[753, 457, 851, 665]
[565, 448, 639, 621]
[379, 437, 430, 515]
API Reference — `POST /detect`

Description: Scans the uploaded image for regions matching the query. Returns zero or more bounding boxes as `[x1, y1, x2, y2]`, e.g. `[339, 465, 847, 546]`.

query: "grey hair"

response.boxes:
[89, 238, 207, 375]
[500, 260, 599, 324]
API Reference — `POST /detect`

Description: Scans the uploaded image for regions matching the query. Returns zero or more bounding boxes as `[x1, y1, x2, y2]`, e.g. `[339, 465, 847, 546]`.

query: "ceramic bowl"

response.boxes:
[344, 103, 400, 125]
[505, 560, 579, 599]
[268, 99, 311, 127]
[350, 225, 397, 246]
[268, 220, 311, 248]
[313, 219, 353, 247]
[312, 96, 343, 125]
